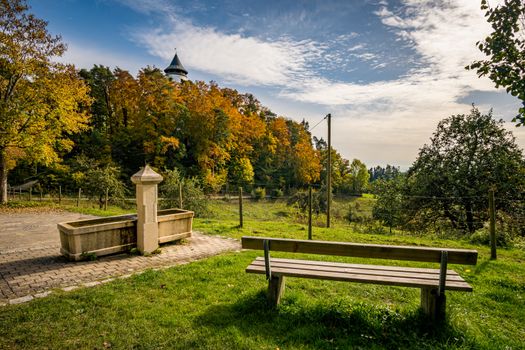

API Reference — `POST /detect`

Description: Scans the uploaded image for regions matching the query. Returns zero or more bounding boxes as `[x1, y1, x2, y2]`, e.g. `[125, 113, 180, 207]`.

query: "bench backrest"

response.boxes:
[241, 236, 478, 265]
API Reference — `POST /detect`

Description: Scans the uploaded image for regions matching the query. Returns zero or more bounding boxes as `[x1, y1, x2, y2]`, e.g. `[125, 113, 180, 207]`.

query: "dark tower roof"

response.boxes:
[164, 52, 188, 77]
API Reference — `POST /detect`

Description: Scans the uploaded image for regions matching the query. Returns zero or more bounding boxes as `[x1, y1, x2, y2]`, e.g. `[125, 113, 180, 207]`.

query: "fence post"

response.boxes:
[40, 189, 43, 201]
[77, 188, 82, 207]
[58, 185, 62, 205]
[178, 182, 183, 209]
[389, 209, 393, 234]
[29, 187, 32, 201]
[239, 187, 244, 228]
[104, 188, 109, 211]
[489, 189, 497, 260]
[308, 186, 312, 240]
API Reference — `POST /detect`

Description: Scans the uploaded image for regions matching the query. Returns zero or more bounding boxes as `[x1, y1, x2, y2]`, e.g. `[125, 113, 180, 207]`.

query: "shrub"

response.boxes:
[470, 227, 513, 247]
[272, 188, 284, 198]
[287, 187, 327, 214]
[253, 187, 266, 201]
[346, 204, 371, 223]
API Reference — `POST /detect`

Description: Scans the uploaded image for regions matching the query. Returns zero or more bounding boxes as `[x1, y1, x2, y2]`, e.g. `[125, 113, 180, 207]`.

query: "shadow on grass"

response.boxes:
[194, 291, 479, 349]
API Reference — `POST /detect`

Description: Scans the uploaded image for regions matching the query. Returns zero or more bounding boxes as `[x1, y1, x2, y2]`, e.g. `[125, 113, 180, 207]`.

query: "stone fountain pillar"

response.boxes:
[131, 165, 163, 254]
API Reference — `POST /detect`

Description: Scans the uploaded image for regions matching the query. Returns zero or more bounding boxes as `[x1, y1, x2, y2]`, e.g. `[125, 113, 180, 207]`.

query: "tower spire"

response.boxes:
[164, 48, 188, 82]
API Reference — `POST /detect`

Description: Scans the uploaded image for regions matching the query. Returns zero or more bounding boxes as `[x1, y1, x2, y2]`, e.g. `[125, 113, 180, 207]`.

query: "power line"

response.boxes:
[309, 115, 328, 132]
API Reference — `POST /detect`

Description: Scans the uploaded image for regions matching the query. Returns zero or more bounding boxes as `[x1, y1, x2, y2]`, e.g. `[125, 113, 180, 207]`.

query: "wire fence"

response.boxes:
[6, 182, 525, 236]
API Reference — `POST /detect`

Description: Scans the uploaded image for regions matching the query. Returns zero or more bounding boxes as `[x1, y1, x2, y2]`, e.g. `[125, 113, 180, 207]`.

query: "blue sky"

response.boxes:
[29, 0, 524, 168]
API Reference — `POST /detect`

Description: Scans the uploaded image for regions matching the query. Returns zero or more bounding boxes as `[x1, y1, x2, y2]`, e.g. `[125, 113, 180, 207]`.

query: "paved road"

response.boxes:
[0, 210, 241, 305]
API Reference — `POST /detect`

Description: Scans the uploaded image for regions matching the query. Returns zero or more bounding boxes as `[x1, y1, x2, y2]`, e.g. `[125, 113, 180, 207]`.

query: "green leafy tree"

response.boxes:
[467, 0, 525, 124]
[79, 65, 115, 134]
[347, 159, 369, 194]
[369, 165, 400, 181]
[82, 163, 127, 209]
[406, 106, 525, 233]
[229, 156, 254, 185]
[314, 136, 348, 192]
[0, 0, 91, 203]
[372, 176, 406, 230]
[160, 168, 209, 216]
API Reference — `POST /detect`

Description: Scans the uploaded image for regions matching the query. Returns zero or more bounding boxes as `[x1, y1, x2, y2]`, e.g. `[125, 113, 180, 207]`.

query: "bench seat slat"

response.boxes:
[246, 258, 472, 291]
[254, 257, 460, 275]
[250, 259, 466, 282]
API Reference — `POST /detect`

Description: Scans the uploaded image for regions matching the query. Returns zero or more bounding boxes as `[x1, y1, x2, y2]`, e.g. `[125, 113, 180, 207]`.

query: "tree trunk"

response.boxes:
[122, 107, 128, 128]
[465, 201, 475, 233]
[443, 204, 458, 229]
[0, 150, 8, 204]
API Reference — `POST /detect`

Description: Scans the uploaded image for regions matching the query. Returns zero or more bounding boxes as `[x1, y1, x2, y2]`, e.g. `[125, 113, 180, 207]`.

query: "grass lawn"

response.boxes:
[1, 199, 524, 349]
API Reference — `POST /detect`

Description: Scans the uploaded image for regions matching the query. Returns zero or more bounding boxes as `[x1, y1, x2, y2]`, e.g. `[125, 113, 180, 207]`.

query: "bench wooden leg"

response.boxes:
[421, 288, 446, 321]
[268, 275, 286, 306]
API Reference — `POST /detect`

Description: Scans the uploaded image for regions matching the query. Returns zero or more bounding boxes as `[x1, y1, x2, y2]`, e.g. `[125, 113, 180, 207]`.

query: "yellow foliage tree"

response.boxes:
[0, 0, 91, 202]
[293, 131, 321, 185]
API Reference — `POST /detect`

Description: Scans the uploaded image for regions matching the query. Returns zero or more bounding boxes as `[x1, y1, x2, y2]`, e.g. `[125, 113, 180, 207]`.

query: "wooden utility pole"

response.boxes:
[239, 187, 244, 228]
[308, 186, 312, 240]
[327, 113, 332, 228]
[489, 189, 497, 260]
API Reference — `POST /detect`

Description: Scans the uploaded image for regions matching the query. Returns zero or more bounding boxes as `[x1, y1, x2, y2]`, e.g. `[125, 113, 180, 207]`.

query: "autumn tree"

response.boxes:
[0, 0, 91, 203]
[467, 0, 525, 124]
[47, 60, 323, 194]
[292, 132, 321, 185]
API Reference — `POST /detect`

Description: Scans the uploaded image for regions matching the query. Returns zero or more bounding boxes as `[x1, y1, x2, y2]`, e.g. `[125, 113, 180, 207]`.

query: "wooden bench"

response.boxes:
[242, 236, 478, 320]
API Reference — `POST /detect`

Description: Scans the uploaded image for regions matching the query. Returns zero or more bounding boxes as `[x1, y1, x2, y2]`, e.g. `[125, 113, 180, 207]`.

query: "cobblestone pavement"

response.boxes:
[0, 211, 241, 305]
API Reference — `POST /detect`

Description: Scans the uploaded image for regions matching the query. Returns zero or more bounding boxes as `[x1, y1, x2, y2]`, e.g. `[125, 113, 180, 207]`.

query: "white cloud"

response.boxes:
[289, 1, 523, 166]
[347, 44, 364, 51]
[119, 0, 524, 167]
[128, 0, 499, 108]
[131, 14, 320, 86]
[288, 1, 495, 103]
[114, 0, 174, 15]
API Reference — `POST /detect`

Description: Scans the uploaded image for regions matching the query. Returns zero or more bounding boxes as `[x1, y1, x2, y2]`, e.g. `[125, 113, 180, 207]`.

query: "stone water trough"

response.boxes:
[58, 165, 194, 261]
[58, 209, 193, 261]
